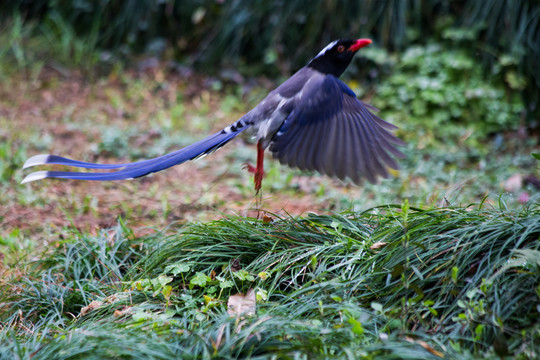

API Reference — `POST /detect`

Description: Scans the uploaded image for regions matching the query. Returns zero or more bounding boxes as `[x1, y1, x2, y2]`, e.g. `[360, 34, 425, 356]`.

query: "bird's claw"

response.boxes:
[242, 162, 257, 174]
[243, 162, 264, 192]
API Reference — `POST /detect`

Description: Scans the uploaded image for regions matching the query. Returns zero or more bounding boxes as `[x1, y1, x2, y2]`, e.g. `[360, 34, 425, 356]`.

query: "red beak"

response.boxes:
[349, 38, 372, 52]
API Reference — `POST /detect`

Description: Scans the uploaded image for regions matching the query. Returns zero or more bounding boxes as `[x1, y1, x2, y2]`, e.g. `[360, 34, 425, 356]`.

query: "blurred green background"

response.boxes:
[2, 0, 539, 139]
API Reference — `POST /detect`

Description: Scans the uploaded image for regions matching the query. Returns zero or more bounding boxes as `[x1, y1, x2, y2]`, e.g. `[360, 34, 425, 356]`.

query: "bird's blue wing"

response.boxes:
[22, 129, 244, 183]
[269, 75, 404, 184]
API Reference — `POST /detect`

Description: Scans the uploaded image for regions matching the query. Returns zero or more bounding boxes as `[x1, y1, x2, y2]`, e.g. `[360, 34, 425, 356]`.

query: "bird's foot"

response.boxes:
[242, 162, 257, 174]
[243, 161, 265, 192]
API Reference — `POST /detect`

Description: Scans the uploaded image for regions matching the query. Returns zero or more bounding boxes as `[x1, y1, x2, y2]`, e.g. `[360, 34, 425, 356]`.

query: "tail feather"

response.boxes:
[21, 129, 244, 184]
[23, 154, 129, 169]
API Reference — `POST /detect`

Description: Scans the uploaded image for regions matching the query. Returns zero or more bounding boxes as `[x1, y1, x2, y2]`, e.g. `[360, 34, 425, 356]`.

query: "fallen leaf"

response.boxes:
[370, 241, 387, 250]
[416, 340, 445, 358]
[79, 300, 103, 317]
[113, 306, 132, 318]
[104, 294, 120, 303]
[405, 336, 444, 358]
[227, 289, 256, 316]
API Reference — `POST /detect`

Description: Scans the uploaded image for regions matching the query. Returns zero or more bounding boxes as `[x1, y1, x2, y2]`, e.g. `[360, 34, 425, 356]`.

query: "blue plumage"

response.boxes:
[22, 129, 243, 183]
[22, 38, 405, 187]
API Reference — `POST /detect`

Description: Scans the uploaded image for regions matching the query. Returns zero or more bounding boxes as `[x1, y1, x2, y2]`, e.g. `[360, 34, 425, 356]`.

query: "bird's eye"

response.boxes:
[337, 45, 345, 52]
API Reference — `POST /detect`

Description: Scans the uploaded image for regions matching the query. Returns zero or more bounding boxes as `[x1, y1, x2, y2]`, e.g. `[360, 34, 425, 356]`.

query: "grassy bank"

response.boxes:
[1, 203, 539, 358]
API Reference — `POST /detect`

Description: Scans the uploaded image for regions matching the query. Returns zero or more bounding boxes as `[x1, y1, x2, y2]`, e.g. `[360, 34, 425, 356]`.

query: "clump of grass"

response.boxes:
[2, 203, 540, 358]
[1, 220, 138, 328]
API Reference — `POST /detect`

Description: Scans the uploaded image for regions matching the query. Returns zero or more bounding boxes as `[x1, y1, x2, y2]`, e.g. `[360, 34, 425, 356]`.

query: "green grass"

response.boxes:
[2, 203, 540, 358]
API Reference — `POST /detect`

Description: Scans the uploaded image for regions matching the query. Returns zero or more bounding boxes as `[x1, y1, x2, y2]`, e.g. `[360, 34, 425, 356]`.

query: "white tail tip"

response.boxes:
[23, 154, 53, 169]
[21, 171, 50, 184]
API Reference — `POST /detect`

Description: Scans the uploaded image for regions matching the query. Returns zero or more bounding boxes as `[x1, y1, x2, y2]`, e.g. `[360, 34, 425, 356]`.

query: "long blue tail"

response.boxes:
[21, 129, 244, 183]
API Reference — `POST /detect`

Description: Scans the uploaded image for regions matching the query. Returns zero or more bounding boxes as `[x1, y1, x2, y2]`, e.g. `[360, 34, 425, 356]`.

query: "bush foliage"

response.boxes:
[363, 43, 525, 149]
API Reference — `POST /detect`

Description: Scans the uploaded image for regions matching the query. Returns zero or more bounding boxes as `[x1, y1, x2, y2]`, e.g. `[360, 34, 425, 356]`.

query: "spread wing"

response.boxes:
[269, 75, 404, 184]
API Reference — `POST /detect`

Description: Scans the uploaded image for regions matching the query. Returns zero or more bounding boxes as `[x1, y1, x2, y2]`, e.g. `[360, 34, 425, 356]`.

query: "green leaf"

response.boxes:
[474, 324, 484, 340]
[371, 302, 383, 313]
[219, 279, 234, 289]
[256, 288, 268, 301]
[132, 279, 152, 291]
[190, 272, 211, 288]
[348, 318, 364, 335]
[164, 263, 191, 276]
[451, 266, 459, 283]
[132, 310, 150, 322]
[233, 270, 255, 282]
[157, 275, 173, 287]
[162, 285, 172, 299]
[310, 255, 318, 271]
[466, 289, 479, 299]
[505, 71, 527, 90]
[330, 220, 342, 232]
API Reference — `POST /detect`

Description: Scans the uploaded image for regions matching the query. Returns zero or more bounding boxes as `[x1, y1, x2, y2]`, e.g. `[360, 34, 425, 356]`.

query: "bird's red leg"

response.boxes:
[254, 141, 265, 193]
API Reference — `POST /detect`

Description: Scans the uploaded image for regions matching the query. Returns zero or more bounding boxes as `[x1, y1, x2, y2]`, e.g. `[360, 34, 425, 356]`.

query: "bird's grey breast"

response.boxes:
[252, 67, 325, 147]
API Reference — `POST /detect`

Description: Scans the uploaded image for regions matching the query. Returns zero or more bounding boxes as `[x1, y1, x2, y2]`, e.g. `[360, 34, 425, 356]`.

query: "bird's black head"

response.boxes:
[308, 38, 372, 77]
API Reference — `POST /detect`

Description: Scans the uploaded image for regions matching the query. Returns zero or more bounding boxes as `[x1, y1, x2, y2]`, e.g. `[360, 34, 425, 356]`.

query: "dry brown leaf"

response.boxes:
[405, 336, 444, 358]
[416, 340, 445, 358]
[370, 241, 387, 250]
[79, 300, 103, 317]
[104, 294, 121, 303]
[113, 306, 132, 318]
[227, 289, 256, 316]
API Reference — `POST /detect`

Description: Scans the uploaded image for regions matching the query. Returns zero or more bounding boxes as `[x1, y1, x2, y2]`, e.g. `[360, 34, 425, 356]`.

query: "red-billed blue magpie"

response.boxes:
[22, 38, 404, 191]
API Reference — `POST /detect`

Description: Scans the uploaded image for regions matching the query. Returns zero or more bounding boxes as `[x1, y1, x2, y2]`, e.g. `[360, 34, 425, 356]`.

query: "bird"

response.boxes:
[22, 38, 404, 192]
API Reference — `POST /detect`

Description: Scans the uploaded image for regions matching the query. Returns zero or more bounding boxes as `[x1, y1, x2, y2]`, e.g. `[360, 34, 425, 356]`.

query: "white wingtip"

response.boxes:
[23, 154, 53, 169]
[21, 171, 50, 184]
